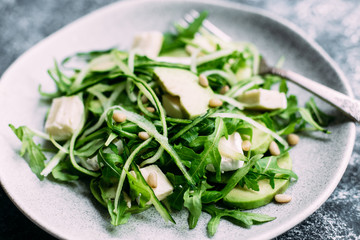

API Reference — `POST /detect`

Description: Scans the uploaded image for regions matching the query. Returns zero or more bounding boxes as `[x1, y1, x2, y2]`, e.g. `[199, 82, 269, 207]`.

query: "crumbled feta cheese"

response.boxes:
[207, 132, 245, 172]
[84, 155, 100, 171]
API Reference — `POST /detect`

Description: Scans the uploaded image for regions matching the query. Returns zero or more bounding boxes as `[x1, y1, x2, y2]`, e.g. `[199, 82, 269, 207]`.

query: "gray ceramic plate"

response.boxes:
[0, 0, 356, 239]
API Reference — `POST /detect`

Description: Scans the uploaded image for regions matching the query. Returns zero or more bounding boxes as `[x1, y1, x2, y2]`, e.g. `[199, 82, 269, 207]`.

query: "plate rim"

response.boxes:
[0, 0, 356, 239]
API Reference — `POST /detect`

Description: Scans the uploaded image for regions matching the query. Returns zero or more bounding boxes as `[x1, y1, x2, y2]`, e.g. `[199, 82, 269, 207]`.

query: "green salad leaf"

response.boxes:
[9, 125, 46, 180]
[161, 11, 208, 53]
[203, 204, 276, 237]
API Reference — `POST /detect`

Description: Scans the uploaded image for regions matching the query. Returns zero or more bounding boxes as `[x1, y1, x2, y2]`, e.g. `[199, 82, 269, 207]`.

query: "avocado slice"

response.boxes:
[249, 126, 273, 156]
[223, 152, 292, 209]
[161, 94, 185, 119]
[154, 67, 213, 119]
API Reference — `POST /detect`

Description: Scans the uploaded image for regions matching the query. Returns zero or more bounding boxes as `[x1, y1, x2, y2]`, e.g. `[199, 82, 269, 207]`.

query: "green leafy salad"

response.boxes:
[9, 12, 332, 237]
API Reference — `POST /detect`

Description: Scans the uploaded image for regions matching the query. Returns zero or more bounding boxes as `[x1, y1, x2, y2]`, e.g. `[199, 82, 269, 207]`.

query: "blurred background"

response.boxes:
[0, 0, 359, 239]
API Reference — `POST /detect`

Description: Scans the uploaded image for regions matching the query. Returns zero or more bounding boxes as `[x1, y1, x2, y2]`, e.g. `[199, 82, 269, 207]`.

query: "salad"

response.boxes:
[9, 12, 332, 237]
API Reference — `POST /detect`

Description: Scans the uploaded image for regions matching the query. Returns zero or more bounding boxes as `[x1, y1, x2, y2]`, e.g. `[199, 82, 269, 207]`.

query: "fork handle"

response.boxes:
[269, 67, 360, 123]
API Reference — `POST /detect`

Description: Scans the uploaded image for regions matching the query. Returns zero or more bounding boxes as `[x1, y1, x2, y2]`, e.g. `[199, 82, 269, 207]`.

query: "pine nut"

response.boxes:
[138, 131, 150, 140]
[287, 134, 299, 146]
[141, 95, 149, 104]
[113, 112, 126, 123]
[147, 172, 158, 188]
[146, 106, 155, 113]
[275, 194, 292, 203]
[241, 140, 251, 151]
[220, 85, 230, 95]
[269, 141, 280, 156]
[199, 74, 209, 88]
[209, 98, 223, 108]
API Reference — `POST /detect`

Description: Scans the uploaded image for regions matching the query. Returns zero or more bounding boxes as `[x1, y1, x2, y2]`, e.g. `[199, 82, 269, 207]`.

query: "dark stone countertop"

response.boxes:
[0, 0, 359, 239]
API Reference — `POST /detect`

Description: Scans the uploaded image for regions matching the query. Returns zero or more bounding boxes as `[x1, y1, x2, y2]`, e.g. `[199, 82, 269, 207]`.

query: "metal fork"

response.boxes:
[184, 10, 360, 123]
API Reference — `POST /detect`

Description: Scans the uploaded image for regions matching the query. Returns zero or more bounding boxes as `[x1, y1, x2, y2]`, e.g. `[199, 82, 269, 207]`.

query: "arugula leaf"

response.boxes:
[189, 118, 226, 182]
[258, 113, 275, 131]
[183, 181, 208, 229]
[207, 213, 221, 237]
[61, 47, 116, 65]
[262, 74, 282, 89]
[74, 139, 105, 157]
[97, 147, 124, 184]
[277, 95, 299, 120]
[173, 144, 198, 168]
[242, 171, 260, 191]
[9, 125, 46, 180]
[222, 117, 244, 135]
[43, 60, 72, 96]
[160, 11, 208, 54]
[127, 163, 175, 223]
[167, 185, 187, 211]
[106, 196, 131, 226]
[100, 152, 124, 170]
[179, 128, 199, 143]
[38, 84, 61, 99]
[279, 79, 288, 94]
[170, 109, 213, 143]
[201, 154, 262, 203]
[252, 153, 298, 189]
[276, 119, 301, 136]
[51, 159, 79, 181]
[166, 173, 188, 211]
[305, 97, 334, 126]
[177, 11, 208, 38]
[203, 204, 276, 237]
[90, 179, 107, 207]
[299, 108, 330, 133]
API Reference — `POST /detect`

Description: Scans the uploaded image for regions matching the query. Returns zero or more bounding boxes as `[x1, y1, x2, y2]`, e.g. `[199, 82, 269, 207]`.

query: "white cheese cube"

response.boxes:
[237, 88, 287, 110]
[130, 165, 173, 201]
[207, 132, 245, 172]
[45, 95, 84, 140]
[131, 31, 163, 59]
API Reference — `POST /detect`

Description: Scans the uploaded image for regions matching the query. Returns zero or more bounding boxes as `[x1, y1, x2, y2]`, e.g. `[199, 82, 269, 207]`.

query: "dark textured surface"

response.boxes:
[0, 0, 359, 239]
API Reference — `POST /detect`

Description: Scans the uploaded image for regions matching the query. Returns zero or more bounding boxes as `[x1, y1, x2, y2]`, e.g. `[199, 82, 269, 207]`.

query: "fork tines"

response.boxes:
[183, 9, 232, 42]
